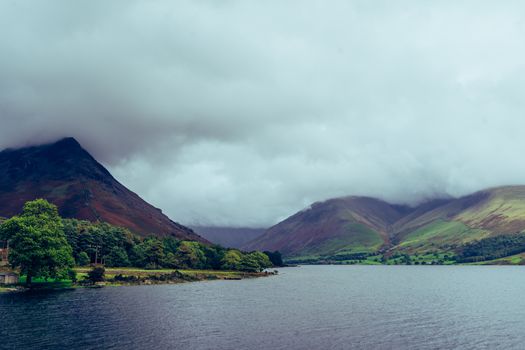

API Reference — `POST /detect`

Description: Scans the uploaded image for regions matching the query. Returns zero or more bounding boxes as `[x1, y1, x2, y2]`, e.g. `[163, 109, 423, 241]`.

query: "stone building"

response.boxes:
[0, 271, 18, 285]
[0, 242, 18, 285]
[0, 247, 8, 267]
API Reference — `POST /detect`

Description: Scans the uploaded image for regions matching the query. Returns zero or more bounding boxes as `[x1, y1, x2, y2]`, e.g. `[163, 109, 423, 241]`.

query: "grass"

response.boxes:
[9, 276, 75, 290]
[74, 267, 249, 279]
[297, 222, 384, 258]
[0, 267, 270, 292]
[396, 220, 489, 253]
[458, 188, 525, 225]
[472, 252, 525, 265]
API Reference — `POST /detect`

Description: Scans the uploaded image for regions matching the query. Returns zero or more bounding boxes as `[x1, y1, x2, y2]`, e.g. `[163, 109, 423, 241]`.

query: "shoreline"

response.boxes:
[0, 268, 278, 293]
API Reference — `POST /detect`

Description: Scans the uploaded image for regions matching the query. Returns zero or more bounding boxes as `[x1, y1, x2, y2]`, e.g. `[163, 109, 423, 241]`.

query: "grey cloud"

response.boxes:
[2, 0, 525, 226]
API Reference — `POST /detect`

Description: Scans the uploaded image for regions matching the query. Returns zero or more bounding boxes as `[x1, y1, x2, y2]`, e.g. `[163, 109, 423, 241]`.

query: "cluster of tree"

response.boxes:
[0, 199, 282, 285]
[456, 233, 525, 263]
[63, 218, 277, 272]
[329, 252, 371, 261]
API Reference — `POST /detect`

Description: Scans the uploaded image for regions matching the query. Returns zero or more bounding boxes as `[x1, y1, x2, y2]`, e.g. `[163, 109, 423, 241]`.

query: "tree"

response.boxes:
[240, 252, 272, 272]
[175, 241, 206, 269]
[221, 250, 243, 270]
[129, 244, 147, 267]
[77, 251, 90, 266]
[142, 237, 166, 269]
[263, 251, 284, 267]
[104, 246, 130, 267]
[0, 199, 74, 286]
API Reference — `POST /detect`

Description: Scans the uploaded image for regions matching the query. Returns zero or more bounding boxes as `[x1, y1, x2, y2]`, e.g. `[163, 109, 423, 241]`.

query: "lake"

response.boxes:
[1, 265, 524, 349]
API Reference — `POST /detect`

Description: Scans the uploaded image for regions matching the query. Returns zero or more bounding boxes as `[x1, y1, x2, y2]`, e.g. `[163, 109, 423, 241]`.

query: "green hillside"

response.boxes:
[245, 186, 525, 265]
[299, 222, 384, 257]
[395, 220, 490, 253]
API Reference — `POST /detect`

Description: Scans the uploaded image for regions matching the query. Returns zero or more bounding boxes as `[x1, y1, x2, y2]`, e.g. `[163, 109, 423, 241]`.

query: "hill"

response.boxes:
[0, 137, 205, 242]
[243, 187, 525, 261]
[243, 196, 410, 257]
[192, 226, 265, 249]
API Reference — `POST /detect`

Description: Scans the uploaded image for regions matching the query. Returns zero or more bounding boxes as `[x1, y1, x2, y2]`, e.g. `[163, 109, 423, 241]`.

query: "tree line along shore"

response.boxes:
[0, 199, 283, 291]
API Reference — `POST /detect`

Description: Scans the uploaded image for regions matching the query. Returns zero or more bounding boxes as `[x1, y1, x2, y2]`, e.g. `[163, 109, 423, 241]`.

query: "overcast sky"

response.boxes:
[2, 1, 525, 227]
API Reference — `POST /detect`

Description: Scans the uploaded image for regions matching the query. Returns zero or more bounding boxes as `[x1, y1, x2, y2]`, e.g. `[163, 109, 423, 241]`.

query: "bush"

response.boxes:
[67, 268, 78, 283]
[86, 267, 105, 283]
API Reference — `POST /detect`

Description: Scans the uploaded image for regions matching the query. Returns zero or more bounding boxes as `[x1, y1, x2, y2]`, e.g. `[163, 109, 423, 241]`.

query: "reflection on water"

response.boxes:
[1, 265, 524, 349]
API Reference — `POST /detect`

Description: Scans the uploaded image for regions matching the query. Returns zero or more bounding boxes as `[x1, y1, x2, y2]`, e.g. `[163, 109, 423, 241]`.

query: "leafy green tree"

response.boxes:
[162, 236, 181, 255]
[77, 251, 90, 266]
[162, 252, 178, 268]
[202, 245, 224, 270]
[129, 243, 147, 267]
[221, 250, 243, 270]
[104, 246, 130, 267]
[140, 237, 166, 269]
[240, 252, 272, 272]
[175, 241, 206, 269]
[263, 251, 284, 266]
[0, 199, 74, 285]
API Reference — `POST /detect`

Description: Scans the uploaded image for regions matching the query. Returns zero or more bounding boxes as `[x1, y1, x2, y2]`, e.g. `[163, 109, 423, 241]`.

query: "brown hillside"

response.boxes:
[0, 138, 206, 242]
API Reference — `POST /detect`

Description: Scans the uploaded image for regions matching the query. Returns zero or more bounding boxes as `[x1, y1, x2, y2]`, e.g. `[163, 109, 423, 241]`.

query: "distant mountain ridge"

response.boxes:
[191, 226, 266, 249]
[0, 137, 206, 242]
[243, 186, 525, 258]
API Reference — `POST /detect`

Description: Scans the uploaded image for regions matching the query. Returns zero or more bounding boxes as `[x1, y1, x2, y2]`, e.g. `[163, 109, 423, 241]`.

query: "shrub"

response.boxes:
[86, 267, 105, 283]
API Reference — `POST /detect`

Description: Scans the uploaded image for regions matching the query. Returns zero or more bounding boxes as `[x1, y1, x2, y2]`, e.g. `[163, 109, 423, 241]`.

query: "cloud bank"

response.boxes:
[2, 0, 525, 226]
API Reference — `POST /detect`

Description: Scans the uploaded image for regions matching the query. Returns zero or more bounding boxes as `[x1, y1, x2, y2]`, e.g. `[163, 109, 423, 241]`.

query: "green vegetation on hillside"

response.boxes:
[286, 219, 525, 266]
[456, 233, 525, 263]
[293, 222, 384, 258]
[396, 220, 490, 253]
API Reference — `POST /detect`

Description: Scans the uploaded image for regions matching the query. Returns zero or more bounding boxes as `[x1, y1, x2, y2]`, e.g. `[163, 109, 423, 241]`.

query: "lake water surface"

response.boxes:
[1, 265, 524, 349]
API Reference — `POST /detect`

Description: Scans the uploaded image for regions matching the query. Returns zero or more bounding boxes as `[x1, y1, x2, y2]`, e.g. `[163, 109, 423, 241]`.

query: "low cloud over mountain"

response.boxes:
[2, 1, 525, 226]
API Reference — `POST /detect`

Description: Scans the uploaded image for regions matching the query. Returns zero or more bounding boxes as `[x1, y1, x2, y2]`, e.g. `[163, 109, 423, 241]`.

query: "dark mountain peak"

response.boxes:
[0, 137, 111, 185]
[0, 138, 206, 242]
[53, 136, 82, 148]
[1, 137, 83, 155]
[46, 137, 90, 158]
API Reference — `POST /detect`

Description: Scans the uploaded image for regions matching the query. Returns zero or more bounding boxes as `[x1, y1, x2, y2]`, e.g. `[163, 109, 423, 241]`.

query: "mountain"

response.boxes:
[243, 196, 411, 257]
[243, 186, 525, 259]
[0, 137, 206, 242]
[191, 226, 266, 249]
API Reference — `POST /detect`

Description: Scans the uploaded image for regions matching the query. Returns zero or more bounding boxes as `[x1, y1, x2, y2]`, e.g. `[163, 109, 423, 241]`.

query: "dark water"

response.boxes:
[1, 265, 525, 350]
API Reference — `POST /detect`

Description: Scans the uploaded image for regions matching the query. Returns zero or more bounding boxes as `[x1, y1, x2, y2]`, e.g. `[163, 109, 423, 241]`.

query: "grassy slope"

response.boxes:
[250, 186, 525, 264]
[474, 252, 525, 265]
[395, 220, 490, 254]
[290, 222, 384, 258]
[323, 223, 384, 255]
[456, 187, 525, 232]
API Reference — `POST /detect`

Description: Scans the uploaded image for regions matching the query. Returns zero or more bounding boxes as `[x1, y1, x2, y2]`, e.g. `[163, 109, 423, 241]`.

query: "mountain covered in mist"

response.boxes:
[191, 226, 265, 249]
[243, 186, 525, 260]
[0, 137, 206, 242]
